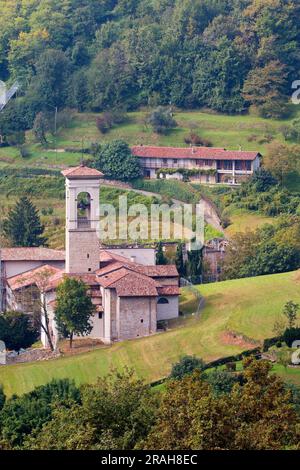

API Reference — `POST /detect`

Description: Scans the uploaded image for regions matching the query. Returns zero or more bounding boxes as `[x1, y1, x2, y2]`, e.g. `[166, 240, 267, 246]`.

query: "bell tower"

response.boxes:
[62, 165, 104, 273]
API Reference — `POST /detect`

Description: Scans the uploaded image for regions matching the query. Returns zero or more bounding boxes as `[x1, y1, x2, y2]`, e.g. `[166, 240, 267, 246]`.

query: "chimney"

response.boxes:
[130, 255, 136, 263]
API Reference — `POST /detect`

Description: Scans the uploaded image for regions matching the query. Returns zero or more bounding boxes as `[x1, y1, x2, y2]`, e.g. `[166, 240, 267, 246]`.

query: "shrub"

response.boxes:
[205, 369, 238, 396]
[225, 362, 236, 372]
[52, 217, 60, 226]
[184, 133, 212, 147]
[170, 355, 205, 380]
[96, 116, 111, 134]
[283, 328, 300, 348]
[0, 386, 5, 411]
[147, 106, 177, 134]
[19, 145, 30, 158]
[0, 311, 38, 351]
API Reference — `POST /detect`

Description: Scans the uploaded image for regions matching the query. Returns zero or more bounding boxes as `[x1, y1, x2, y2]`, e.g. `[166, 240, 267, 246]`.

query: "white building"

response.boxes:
[132, 145, 261, 185]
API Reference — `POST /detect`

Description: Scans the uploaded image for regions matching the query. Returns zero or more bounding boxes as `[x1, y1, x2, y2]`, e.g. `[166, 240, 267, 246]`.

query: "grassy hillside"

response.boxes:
[1, 109, 299, 170]
[1, 271, 300, 397]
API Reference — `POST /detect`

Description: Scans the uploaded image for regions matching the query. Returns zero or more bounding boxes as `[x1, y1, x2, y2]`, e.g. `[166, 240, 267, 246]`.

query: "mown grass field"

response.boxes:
[224, 208, 275, 238]
[1, 108, 299, 170]
[1, 270, 300, 397]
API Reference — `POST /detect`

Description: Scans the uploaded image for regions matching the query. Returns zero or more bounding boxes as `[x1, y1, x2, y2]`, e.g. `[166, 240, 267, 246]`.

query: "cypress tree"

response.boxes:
[3, 196, 47, 247]
[175, 242, 186, 277]
[156, 241, 167, 265]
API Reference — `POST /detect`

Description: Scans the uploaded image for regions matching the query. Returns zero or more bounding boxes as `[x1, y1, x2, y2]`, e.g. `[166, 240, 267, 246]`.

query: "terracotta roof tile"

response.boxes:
[62, 165, 104, 179]
[7, 265, 62, 291]
[158, 286, 180, 296]
[97, 268, 131, 288]
[132, 145, 260, 161]
[46, 272, 99, 291]
[110, 272, 160, 297]
[1, 247, 65, 261]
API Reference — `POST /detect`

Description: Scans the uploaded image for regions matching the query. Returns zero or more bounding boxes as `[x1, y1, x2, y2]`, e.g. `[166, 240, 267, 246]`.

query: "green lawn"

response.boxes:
[1, 270, 300, 397]
[1, 109, 299, 170]
[224, 208, 275, 238]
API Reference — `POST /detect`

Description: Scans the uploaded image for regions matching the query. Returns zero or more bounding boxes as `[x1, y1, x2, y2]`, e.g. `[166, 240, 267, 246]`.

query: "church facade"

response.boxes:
[2, 165, 179, 347]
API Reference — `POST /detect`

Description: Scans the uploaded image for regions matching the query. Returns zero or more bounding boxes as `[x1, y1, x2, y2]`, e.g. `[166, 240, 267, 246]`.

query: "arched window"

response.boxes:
[77, 192, 91, 228]
[157, 297, 169, 305]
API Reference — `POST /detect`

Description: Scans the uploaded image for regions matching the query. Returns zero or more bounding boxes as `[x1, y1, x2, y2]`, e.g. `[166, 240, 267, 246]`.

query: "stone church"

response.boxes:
[2, 165, 179, 347]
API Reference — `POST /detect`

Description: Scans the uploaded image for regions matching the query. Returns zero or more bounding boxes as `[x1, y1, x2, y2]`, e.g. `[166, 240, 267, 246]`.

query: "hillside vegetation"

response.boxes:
[1, 0, 299, 116]
[1, 110, 300, 170]
[1, 270, 300, 397]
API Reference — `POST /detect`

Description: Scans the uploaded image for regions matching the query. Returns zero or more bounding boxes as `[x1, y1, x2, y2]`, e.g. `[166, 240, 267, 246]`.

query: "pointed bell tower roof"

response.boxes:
[62, 164, 104, 179]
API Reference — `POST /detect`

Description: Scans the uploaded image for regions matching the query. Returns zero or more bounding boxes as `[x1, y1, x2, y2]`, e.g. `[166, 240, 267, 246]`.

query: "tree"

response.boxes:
[242, 61, 289, 118]
[250, 169, 278, 192]
[0, 379, 80, 448]
[55, 277, 95, 348]
[33, 112, 50, 145]
[222, 226, 300, 280]
[170, 355, 205, 380]
[0, 311, 38, 351]
[92, 140, 141, 181]
[24, 370, 157, 450]
[147, 107, 177, 134]
[283, 301, 299, 329]
[175, 242, 186, 277]
[143, 359, 300, 450]
[264, 141, 300, 183]
[31, 49, 72, 110]
[2, 196, 47, 247]
[156, 242, 167, 265]
[186, 249, 203, 283]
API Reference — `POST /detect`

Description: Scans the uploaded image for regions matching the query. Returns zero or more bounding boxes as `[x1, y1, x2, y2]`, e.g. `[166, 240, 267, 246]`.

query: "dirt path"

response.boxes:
[101, 180, 223, 233]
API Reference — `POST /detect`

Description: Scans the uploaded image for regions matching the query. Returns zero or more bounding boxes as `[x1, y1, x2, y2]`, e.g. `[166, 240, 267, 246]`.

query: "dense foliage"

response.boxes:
[0, 379, 81, 448]
[170, 355, 205, 380]
[1, 0, 300, 141]
[92, 139, 142, 181]
[226, 172, 300, 217]
[222, 217, 300, 280]
[0, 311, 38, 351]
[1, 360, 300, 450]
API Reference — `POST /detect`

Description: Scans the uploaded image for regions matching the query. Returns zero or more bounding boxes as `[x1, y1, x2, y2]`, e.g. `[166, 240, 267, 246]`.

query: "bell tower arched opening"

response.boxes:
[62, 165, 104, 273]
[77, 192, 92, 228]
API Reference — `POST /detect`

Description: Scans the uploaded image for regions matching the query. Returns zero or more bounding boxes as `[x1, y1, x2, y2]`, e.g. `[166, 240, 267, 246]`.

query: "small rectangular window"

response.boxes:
[98, 312, 103, 319]
[87, 254, 90, 259]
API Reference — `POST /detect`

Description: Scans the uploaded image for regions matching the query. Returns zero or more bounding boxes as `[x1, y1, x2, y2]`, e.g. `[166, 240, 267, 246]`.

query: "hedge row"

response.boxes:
[150, 347, 261, 388]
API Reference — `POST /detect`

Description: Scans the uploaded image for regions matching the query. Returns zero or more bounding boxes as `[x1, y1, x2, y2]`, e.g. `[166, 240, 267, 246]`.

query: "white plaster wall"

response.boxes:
[4, 260, 65, 279]
[157, 296, 179, 321]
[107, 248, 155, 265]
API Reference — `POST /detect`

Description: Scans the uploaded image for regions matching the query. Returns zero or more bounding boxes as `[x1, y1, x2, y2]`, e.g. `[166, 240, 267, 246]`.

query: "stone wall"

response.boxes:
[118, 296, 157, 340]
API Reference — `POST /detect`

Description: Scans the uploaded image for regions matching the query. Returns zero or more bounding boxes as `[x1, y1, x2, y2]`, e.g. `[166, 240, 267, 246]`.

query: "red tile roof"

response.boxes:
[62, 165, 104, 179]
[110, 271, 160, 297]
[158, 286, 180, 296]
[7, 265, 62, 291]
[1, 248, 65, 261]
[97, 267, 131, 288]
[132, 145, 260, 161]
[46, 272, 100, 291]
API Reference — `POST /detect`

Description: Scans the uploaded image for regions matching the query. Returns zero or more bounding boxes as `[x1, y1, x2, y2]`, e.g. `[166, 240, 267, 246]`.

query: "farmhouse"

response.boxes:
[132, 145, 261, 185]
[1, 165, 179, 347]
